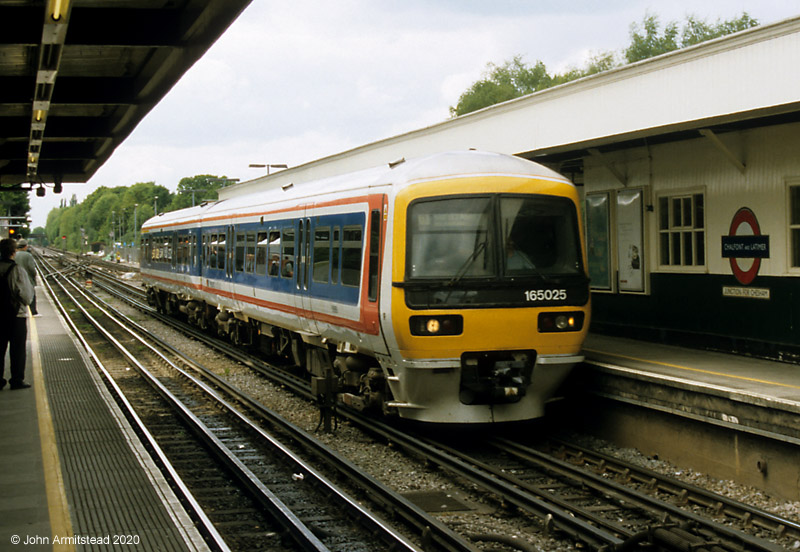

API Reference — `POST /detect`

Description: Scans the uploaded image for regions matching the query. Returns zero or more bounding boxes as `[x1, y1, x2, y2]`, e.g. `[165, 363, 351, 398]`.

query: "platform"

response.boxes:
[560, 333, 800, 501]
[0, 284, 209, 552]
[584, 333, 800, 405]
[575, 333, 800, 442]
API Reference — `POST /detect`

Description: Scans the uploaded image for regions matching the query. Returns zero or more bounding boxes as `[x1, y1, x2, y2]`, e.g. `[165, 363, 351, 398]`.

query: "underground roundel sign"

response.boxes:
[721, 207, 769, 285]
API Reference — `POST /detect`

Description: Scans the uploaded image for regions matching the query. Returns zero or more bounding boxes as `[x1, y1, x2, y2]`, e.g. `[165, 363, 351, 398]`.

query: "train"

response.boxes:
[140, 150, 590, 424]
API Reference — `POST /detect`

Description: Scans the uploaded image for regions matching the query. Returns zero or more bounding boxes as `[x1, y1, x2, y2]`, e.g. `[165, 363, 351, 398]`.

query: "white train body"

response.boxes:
[141, 151, 590, 423]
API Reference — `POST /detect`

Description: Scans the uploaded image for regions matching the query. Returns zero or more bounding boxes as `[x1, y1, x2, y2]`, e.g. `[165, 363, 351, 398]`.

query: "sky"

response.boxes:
[28, 0, 800, 228]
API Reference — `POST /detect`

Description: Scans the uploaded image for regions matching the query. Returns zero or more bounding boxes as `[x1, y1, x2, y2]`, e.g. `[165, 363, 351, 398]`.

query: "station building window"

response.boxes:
[789, 184, 800, 268]
[658, 193, 705, 267]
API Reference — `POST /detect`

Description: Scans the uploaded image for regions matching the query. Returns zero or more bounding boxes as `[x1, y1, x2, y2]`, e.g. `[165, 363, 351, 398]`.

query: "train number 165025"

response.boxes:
[524, 289, 567, 302]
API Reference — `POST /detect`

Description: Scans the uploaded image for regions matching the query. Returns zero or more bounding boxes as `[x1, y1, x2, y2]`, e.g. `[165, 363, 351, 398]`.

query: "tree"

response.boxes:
[451, 11, 760, 117]
[170, 175, 231, 211]
[681, 13, 758, 47]
[625, 11, 759, 62]
[450, 56, 552, 117]
[43, 181, 174, 253]
[32, 226, 47, 246]
[0, 191, 31, 238]
[624, 13, 680, 63]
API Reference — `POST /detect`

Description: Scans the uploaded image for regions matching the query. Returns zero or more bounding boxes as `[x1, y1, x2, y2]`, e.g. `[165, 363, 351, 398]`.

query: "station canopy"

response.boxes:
[0, 0, 251, 192]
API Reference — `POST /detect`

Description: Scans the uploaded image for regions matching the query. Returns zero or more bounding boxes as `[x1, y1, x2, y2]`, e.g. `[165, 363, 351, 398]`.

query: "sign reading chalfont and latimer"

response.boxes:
[721, 235, 770, 258]
[721, 207, 769, 287]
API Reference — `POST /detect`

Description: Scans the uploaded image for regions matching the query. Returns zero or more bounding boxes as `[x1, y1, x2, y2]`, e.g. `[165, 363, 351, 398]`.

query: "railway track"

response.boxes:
[543, 438, 800, 544]
[338, 411, 791, 552]
[38, 255, 462, 552]
[47, 252, 800, 551]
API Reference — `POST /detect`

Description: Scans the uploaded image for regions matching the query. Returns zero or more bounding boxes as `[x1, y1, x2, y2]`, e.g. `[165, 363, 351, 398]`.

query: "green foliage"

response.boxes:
[625, 11, 758, 62]
[450, 57, 552, 117]
[44, 181, 181, 253]
[170, 175, 234, 211]
[42, 175, 234, 253]
[451, 11, 759, 116]
[32, 226, 47, 246]
[624, 13, 680, 63]
[1, 191, 31, 238]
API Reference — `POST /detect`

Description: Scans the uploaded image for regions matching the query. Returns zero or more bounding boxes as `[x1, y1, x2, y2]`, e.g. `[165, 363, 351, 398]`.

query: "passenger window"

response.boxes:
[180, 235, 188, 268]
[255, 232, 268, 275]
[235, 232, 246, 272]
[209, 234, 218, 268]
[313, 227, 331, 283]
[368, 210, 381, 301]
[268, 230, 281, 276]
[341, 225, 362, 287]
[281, 227, 295, 278]
[331, 227, 340, 284]
[217, 234, 226, 270]
[245, 232, 256, 273]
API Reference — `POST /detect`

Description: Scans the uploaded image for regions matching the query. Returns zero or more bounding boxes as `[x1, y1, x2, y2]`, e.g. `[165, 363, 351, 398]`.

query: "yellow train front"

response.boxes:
[380, 152, 590, 423]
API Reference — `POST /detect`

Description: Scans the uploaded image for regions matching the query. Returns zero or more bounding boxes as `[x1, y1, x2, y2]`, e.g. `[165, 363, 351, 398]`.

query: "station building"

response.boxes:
[222, 15, 800, 360]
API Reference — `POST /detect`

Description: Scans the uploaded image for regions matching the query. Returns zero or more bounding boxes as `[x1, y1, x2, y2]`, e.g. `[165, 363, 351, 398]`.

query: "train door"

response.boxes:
[294, 217, 319, 335]
[223, 224, 236, 305]
[365, 200, 387, 342]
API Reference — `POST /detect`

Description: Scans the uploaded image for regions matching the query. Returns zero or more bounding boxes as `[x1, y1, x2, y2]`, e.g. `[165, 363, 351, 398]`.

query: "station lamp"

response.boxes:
[49, 0, 70, 21]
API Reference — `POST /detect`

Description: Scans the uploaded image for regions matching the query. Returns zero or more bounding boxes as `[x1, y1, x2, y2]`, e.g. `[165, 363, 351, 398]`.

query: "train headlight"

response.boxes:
[555, 315, 571, 330]
[538, 311, 584, 333]
[410, 315, 463, 336]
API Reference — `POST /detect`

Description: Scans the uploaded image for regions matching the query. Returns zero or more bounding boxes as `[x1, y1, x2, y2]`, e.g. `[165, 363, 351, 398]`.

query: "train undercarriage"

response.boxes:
[145, 285, 567, 425]
[145, 287, 391, 418]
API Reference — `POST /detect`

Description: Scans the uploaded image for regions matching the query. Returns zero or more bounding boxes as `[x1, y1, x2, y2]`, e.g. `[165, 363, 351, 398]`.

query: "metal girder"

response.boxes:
[0, 0, 252, 191]
[699, 128, 746, 174]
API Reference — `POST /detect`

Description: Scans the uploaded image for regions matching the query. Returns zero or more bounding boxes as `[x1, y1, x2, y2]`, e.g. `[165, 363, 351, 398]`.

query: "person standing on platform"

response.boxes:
[0, 238, 34, 390]
[15, 239, 38, 316]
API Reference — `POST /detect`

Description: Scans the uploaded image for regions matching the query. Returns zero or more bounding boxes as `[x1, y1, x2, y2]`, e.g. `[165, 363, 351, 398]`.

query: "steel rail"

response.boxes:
[547, 437, 800, 542]
[38, 258, 231, 552]
[77, 257, 797, 552]
[81, 270, 480, 552]
[83, 264, 620, 549]
[491, 437, 787, 552]
[340, 410, 626, 551]
[57, 265, 479, 552]
[46, 267, 333, 552]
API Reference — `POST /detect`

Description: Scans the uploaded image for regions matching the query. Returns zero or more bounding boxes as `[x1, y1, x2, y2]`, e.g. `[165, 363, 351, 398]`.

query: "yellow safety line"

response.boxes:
[31, 315, 76, 552]
[584, 347, 800, 391]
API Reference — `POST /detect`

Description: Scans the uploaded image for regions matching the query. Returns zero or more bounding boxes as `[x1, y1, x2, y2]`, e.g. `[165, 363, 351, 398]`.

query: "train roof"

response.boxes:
[141, 202, 211, 232]
[141, 151, 569, 231]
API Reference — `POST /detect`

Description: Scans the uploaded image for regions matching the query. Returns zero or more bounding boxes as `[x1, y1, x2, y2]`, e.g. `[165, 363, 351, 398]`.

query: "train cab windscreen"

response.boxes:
[405, 194, 586, 307]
